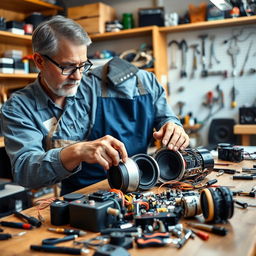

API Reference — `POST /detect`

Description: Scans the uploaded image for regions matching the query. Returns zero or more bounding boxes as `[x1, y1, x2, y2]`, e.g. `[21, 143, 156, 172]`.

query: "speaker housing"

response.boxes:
[207, 118, 236, 150]
[153, 147, 214, 183]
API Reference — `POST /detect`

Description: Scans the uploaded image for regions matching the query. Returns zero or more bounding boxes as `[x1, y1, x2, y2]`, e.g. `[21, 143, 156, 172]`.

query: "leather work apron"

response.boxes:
[61, 64, 155, 195]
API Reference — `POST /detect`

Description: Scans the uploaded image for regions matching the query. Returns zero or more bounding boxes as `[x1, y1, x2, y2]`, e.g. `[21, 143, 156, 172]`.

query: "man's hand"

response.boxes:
[61, 135, 128, 171]
[153, 122, 190, 151]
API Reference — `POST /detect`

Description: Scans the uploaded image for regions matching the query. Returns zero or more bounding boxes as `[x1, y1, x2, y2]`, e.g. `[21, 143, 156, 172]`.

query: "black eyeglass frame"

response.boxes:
[42, 54, 93, 75]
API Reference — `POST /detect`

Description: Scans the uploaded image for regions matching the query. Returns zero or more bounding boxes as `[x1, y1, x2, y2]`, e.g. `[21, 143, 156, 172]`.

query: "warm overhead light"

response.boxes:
[209, 0, 233, 10]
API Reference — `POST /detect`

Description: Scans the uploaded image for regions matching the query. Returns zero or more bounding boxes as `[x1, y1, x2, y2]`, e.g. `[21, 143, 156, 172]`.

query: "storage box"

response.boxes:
[67, 2, 116, 34]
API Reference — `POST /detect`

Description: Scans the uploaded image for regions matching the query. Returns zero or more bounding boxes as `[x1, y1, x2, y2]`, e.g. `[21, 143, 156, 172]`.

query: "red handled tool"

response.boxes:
[135, 232, 172, 248]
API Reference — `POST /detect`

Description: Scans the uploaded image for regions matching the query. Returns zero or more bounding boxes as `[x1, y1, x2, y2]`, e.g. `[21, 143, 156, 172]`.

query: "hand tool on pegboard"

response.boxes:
[168, 40, 179, 69]
[179, 39, 188, 78]
[198, 34, 208, 77]
[190, 44, 200, 79]
[239, 40, 253, 76]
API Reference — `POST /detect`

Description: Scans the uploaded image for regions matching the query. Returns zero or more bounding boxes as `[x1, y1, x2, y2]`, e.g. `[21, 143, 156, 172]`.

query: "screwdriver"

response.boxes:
[191, 229, 209, 241]
[0, 231, 26, 240]
[186, 223, 228, 236]
[0, 221, 33, 230]
[48, 228, 86, 237]
[14, 211, 42, 228]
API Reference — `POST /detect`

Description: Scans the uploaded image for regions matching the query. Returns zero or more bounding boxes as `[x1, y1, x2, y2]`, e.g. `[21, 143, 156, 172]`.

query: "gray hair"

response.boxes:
[32, 15, 91, 56]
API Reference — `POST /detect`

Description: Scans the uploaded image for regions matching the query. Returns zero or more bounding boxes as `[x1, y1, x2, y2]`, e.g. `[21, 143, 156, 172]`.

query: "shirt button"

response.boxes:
[120, 78, 124, 82]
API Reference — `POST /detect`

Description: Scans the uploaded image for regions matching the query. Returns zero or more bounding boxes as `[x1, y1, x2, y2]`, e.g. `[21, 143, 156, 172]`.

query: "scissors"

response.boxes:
[42, 234, 78, 245]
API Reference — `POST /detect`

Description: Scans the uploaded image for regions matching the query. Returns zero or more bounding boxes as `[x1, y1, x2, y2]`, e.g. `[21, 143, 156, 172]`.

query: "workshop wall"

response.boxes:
[166, 26, 256, 146]
[64, 0, 256, 146]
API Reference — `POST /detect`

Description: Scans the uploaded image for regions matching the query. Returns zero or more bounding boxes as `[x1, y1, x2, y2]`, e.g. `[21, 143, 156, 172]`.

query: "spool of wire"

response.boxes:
[181, 195, 202, 218]
[200, 186, 234, 223]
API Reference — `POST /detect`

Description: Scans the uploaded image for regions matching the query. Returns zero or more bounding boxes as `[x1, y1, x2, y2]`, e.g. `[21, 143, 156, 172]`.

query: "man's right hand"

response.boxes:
[61, 135, 128, 171]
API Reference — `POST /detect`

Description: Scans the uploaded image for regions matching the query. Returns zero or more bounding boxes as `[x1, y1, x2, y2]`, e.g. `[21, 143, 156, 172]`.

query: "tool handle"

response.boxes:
[192, 230, 209, 241]
[143, 232, 170, 239]
[42, 235, 77, 245]
[213, 168, 236, 174]
[136, 238, 166, 248]
[0, 234, 12, 240]
[30, 245, 83, 255]
[212, 226, 227, 236]
[0, 221, 32, 230]
[14, 211, 41, 227]
[233, 176, 254, 180]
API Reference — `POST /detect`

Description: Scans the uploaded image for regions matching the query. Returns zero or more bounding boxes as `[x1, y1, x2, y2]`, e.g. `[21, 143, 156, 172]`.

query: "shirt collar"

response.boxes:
[89, 56, 138, 86]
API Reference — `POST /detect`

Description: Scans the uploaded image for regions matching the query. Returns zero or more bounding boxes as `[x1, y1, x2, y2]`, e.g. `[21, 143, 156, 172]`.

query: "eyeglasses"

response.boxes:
[43, 55, 93, 76]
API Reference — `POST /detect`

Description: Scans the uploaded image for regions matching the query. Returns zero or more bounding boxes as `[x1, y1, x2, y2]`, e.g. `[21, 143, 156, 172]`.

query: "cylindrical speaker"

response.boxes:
[107, 154, 159, 193]
[153, 147, 214, 183]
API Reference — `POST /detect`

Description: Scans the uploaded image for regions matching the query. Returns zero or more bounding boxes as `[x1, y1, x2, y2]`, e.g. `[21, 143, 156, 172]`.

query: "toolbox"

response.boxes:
[67, 2, 116, 34]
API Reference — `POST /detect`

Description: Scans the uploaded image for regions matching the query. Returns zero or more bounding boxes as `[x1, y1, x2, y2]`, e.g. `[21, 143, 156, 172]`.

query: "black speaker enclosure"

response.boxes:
[153, 147, 214, 183]
[107, 154, 159, 193]
[208, 118, 236, 149]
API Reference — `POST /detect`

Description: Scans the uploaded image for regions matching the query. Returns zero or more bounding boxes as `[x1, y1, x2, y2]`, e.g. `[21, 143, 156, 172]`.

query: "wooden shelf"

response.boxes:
[0, 31, 32, 45]
[0, 0, 63, 13]
[0, 73, 38, 79]
[90, 26, 156, 42]
[159, 15, 256, 33]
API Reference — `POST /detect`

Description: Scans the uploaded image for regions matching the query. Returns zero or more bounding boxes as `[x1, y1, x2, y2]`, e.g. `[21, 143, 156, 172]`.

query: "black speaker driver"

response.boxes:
[132, 154, 159, 190]
[153, 149, 185, 182]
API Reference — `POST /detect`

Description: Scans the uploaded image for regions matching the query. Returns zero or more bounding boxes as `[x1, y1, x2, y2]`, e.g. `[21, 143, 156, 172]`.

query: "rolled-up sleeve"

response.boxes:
[0, 102, 77, 189]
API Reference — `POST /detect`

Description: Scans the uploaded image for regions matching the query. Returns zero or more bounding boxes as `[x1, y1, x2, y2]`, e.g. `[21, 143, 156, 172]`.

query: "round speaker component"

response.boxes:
[107, 154, 159, 193]
[181, 195, 202, 218]
[63, 193, 85, 202]
[200, 186, 234, 223]
[132, 154, 159, 190]
[154, 147, 214, 183]
[153, 149, 185, 182]
[197, 148, 215, 169]
[108, 158, 140, 192]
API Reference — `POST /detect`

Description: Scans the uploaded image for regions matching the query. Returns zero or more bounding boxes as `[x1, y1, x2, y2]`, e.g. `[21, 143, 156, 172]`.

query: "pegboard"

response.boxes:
[166, 25, 256, 146]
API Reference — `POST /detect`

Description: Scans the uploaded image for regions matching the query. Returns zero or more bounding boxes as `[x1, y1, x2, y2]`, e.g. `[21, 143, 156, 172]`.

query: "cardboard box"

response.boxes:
[67, 2, 116, 34]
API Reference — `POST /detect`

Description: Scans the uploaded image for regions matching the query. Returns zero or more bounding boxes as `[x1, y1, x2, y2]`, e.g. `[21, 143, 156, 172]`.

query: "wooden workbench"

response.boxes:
[234, 124, 256, 146]
[0, 159, 256, 256]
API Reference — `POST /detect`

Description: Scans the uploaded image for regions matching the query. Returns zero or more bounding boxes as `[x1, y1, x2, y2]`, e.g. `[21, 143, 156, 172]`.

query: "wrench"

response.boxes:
[179, 39, 188, 78]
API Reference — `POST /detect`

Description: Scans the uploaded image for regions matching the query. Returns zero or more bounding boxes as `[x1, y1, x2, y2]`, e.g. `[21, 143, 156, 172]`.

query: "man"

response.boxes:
[0, 16, 189, 195]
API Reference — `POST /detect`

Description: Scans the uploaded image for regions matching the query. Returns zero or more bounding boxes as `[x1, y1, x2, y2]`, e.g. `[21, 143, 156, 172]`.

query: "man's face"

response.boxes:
[40, 38, 88, 98]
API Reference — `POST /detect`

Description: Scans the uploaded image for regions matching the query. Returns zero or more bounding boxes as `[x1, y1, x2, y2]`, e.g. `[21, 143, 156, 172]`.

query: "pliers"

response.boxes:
[135, 232, 172, 248]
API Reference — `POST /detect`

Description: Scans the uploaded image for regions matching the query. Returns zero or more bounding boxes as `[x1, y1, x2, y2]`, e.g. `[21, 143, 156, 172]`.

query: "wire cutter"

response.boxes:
[42, 235, 78, 245]
[135, 232, 172, 248]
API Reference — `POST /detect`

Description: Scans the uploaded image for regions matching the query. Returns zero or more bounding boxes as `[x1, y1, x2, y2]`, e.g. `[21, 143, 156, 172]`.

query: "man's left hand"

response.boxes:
[153, 122, 190, 151]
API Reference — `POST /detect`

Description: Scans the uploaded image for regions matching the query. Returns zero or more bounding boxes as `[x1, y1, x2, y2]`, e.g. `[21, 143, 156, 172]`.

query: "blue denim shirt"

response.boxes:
[0, 59, 181, 189]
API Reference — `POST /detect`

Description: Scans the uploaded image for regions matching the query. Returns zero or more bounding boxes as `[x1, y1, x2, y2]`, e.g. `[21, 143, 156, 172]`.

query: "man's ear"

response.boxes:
[33, 53, 44, 70]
